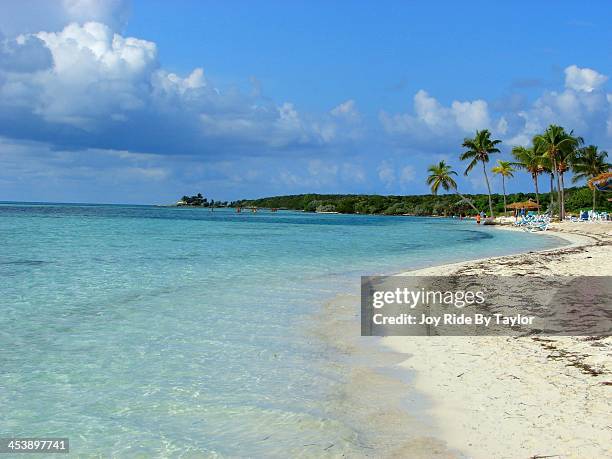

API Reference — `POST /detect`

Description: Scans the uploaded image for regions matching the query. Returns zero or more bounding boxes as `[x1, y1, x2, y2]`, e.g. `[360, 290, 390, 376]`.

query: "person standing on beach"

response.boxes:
[476, 213, 481, 224]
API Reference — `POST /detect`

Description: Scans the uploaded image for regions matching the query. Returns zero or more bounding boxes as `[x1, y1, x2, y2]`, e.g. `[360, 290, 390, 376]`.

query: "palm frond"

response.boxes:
[464, 158, 478, 175]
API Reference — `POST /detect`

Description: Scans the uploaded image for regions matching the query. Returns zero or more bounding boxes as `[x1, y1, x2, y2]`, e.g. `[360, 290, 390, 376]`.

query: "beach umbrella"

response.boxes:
[507, 200, 540, 210]
[587, 172, 612, 192]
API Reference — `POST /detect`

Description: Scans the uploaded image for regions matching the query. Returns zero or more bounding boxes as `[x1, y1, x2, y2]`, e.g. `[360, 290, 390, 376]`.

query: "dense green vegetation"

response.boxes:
[233, 186, 611, 216]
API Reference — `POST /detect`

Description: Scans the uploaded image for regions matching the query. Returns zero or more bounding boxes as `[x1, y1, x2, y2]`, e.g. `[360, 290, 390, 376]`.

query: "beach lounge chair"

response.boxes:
[521, 214, 550, 232]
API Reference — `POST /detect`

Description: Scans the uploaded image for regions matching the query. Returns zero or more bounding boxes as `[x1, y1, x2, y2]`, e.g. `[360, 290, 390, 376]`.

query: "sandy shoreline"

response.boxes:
[381, 222, 612, 459]
[319, 222, 610, 458]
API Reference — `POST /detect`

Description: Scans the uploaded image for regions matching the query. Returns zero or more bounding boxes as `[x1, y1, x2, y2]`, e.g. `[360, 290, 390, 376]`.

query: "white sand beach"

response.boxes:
[381, 222, 612, 459]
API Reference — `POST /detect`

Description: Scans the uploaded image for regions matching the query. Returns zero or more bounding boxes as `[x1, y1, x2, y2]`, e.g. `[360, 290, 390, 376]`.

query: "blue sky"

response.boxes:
[0, 0, 611, 204]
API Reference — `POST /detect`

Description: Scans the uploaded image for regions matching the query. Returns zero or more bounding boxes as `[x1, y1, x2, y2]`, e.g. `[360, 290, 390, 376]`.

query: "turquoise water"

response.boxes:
[0, 204, 563, 456]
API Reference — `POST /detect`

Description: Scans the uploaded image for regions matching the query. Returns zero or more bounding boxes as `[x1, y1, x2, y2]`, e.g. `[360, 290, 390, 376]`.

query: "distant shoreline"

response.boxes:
[233, 186, 611, 217]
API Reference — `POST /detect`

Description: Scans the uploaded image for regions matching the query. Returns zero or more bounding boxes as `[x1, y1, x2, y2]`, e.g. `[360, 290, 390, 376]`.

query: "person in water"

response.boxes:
[476, 213, 481, 224]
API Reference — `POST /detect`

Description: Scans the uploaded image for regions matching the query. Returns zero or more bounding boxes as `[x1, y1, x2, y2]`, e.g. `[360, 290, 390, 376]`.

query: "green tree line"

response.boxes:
[233, 185, 610, 217]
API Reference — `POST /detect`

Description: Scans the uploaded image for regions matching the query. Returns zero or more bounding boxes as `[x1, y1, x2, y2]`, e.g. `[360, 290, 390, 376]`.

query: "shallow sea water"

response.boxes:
[0, 203, 564, 456]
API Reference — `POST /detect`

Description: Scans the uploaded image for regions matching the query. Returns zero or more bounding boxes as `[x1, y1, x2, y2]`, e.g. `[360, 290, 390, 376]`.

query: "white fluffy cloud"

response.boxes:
[564, 65, 608, 93]
[381, 65, 611, 153]
[0, 21, 362, 156]
[30, 22, 157, 126]
[330, 99, 360, 121]
[451, 99, 490, 132]
[380, 90, 493, 144]
[508, 65, 610, 146]
[304, 99, 363, 143]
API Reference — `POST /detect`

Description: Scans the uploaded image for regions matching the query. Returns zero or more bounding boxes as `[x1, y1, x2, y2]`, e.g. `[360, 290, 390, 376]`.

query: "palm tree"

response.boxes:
[491, 160, 514, 215]
[534, 139, 551, 211]
[511, 145, 545, 207]
[557, 135, 583, 214]
[426, 161, 479, 213]
[539, 155, 555, 212]
[460, 129, 501, 217]
[534, 125, 579, 220]
[571, 145, 610, 210]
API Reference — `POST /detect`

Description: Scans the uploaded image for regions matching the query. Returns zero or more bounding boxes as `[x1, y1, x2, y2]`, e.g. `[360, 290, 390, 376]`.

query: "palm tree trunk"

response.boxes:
[533, 173, 540, 208]
[592, 187, 597, 211]
[502, 176, 507, 215]
[553, 158, 563, 220]
[549, 173, 555, 210]
[482, 161, 494, 217]
[559, 171, 566, 220]
[454, 190, 479, 213]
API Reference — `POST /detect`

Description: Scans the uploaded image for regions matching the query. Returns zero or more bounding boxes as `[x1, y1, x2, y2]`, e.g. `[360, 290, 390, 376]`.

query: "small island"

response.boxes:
[175, 193, 229, 208]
